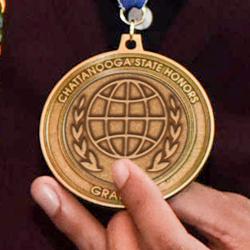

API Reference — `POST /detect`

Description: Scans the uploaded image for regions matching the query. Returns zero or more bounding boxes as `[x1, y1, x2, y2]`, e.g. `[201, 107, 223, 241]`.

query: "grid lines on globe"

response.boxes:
[86, 79, 168, 159]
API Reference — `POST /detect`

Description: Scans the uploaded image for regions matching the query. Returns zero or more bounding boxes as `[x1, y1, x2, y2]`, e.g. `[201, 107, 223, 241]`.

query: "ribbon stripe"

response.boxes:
[118, 0, 148, 10]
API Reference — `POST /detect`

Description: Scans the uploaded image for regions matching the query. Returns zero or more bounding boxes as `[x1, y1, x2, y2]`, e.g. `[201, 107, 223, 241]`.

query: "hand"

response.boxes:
[31, 160, 250, 250]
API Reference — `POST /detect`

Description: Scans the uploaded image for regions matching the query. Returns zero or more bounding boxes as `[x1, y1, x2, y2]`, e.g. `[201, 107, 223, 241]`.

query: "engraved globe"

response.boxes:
[86, 79, 168, 159]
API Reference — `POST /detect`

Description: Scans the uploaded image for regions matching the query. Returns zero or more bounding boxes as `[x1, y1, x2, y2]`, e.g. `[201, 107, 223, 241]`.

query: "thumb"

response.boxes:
[111, 159, 209, 250]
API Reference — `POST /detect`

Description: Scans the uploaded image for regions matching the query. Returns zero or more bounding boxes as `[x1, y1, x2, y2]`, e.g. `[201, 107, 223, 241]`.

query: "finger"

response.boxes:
[112, 160, 208, 250]
[169, 182, 250, 247]
[31, 176, 106, 250]
[107, 211, 142, 250]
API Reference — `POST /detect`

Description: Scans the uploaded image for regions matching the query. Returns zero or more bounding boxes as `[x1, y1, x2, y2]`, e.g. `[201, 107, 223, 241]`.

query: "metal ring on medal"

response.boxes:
[40, 34, 215, 208]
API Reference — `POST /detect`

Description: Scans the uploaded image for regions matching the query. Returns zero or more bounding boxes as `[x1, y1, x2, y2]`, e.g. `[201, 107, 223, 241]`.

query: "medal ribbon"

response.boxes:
[118, 0, 148, 10]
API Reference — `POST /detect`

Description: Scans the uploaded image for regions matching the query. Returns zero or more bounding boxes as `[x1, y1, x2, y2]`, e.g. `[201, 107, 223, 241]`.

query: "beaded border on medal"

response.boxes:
[0, 0, 6, 55]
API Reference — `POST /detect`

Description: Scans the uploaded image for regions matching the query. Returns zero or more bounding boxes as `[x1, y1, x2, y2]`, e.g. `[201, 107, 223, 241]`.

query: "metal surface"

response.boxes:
[40, 34, 215, 208]
[128, 7, 153, 30]
[120, 7, 146, 26]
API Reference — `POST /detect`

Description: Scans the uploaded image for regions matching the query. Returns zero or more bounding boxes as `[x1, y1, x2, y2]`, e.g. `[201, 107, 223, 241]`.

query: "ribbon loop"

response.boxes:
[118, 0, 148, 11]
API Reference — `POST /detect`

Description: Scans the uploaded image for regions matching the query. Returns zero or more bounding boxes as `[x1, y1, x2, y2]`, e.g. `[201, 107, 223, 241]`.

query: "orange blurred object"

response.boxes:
[0, 0, 5, 56]
[0, 0, 6, 13]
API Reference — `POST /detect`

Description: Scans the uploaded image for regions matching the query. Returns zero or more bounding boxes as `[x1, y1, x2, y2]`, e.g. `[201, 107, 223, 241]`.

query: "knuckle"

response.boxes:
[211, 233, 242, 250]
[207, 188, 231, 209]
[225, 192, 250, 204]
[223, 192, 250, 212]
[209, 192, 250, 248]
[157, 240, 186, 250]
[87, 243, 106, 250]
[107, 211, 129, 233]
[212, 189, 240, 208]
[150, 233, 188, 250]
[214, 189, 228, 201]
[75, 228, 106, 250]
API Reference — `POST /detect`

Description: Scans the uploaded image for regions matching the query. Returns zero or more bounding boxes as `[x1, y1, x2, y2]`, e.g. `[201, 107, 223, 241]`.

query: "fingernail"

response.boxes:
[33, 184, 60, 217]
[112, 160, 130, 189]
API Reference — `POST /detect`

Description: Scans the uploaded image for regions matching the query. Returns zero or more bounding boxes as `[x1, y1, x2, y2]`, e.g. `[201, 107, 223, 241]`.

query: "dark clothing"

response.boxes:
[1, 0, 250, 249]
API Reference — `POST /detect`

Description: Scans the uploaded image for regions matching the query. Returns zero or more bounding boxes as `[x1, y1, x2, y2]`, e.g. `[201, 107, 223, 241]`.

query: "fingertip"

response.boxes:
[112, 159, 131, 189]
[31, 176, 106, 249]
[31, 176, 61, 217]
[31, 176, 58, 192]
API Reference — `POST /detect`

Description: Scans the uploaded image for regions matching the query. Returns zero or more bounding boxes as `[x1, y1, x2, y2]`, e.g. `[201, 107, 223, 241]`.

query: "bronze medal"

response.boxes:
[40, 34, 214, 208]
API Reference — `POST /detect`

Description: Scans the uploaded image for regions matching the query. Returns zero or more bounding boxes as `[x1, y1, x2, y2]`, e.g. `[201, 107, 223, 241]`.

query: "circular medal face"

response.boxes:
[40, 35, 214, 208]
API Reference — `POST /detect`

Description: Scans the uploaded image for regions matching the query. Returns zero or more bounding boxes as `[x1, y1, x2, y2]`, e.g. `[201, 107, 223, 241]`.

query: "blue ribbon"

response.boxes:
[118, 0, 148, 10]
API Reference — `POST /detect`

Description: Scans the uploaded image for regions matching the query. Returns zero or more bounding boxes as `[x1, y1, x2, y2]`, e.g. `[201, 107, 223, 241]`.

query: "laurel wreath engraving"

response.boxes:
[148, 96, 182, 172]
[72, 96, 102, 172]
